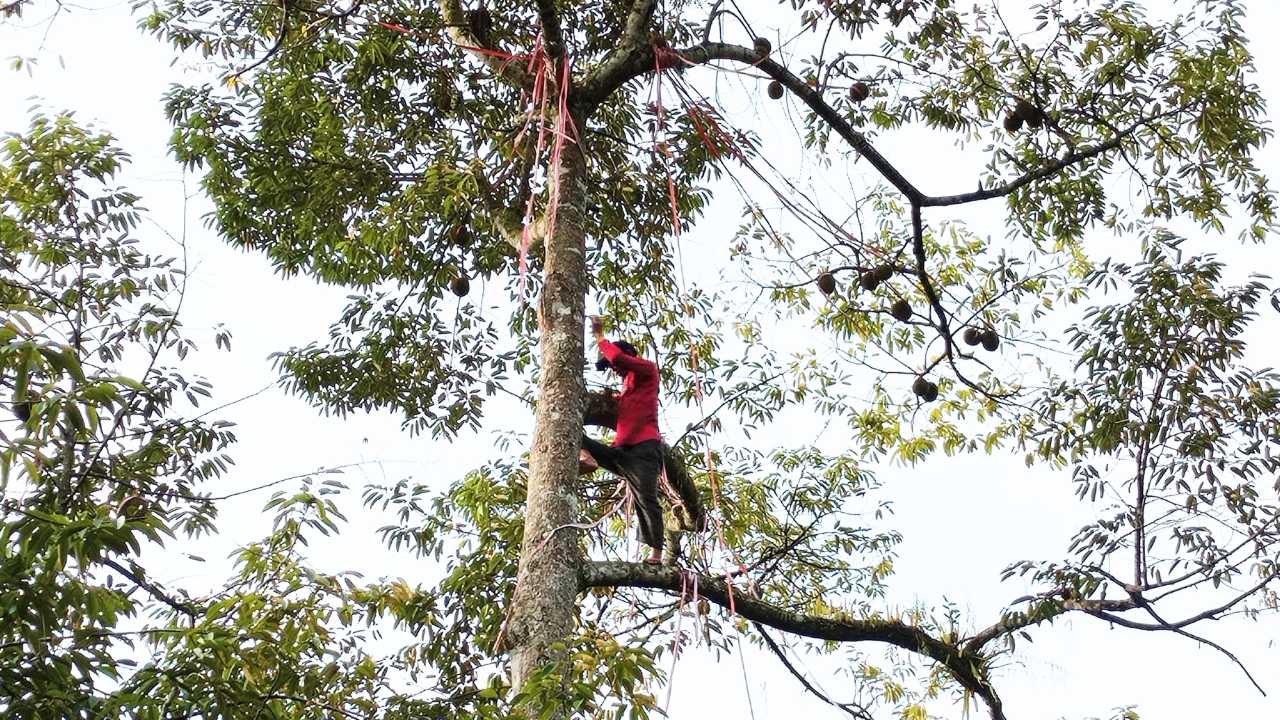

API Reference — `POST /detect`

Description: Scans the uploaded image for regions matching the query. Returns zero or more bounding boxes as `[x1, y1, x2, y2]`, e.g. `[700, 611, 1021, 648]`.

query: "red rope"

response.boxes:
[645, 60, 761, 602]
[517, 36, 551, 298]
[652, 46, 684, 239]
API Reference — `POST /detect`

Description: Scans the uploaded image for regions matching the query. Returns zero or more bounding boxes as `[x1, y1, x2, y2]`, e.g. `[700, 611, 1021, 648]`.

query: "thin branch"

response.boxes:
[754, 623, 873, 719]
[103, 559, 199, 618]
[231, 0, 290, 79]
[1085, 607, 1266, 695]
[963, 593, 1135, 654]
[919, 105, 1190, 207]
[672, 371, 787, 448]
[437, 0, 530, 87]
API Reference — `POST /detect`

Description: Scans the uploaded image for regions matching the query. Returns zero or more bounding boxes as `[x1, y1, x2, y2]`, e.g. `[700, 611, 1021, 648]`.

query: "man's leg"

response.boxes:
[583, 436, 665, 563]
[581, 435, 627, 476]
[619, 441, 665, 563]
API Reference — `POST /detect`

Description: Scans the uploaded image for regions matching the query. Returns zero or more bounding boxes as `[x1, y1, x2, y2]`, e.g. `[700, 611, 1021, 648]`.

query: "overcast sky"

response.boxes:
[2, 1, 1278, 718]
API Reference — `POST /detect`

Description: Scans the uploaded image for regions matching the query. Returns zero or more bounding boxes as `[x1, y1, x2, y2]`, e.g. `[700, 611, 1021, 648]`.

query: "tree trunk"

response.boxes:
[506, 123, 589, 693]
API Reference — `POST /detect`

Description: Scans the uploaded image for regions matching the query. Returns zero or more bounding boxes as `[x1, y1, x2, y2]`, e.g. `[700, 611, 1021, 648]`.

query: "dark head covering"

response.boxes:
[596, 340, 638, 371]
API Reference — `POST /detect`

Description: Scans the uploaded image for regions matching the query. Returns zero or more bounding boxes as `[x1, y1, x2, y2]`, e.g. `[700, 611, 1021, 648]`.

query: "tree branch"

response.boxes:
[577, 0, 659, 108]
[920, 139, 1124, 207]
[437, 0, 530, 87]
[964, 569, 1274, 696]
[920, 104, 1190, 206]
[1084, 607, 1267, 695]
[471, 167, 545, 254]
[231, 0, 290, 79]
[581, 561, 1005, 720]
[533, 0, 566, 58]
[681, 42, 923, 201]
[583, 389, 620, 429]
[104, 558, 199, 618]
[0, 0, 30, 17]
[580, 40, 1175, 219]
[963, 594, 1135, 655]
[909, 202, 953, 359]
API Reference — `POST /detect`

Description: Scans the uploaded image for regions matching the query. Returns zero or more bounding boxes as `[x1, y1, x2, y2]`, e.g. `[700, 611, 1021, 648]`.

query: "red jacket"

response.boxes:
[598, 338, 662, 447]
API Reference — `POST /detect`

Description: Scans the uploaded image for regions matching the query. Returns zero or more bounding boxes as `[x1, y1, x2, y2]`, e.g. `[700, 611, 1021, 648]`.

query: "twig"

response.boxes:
[103, 558, 199, 618]
[755, 622, 873, 719]
[231, 0, 291, 79]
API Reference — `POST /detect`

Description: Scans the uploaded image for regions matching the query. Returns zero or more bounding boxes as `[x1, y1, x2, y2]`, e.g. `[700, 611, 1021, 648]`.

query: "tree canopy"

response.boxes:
[2, 1, 1279, 718]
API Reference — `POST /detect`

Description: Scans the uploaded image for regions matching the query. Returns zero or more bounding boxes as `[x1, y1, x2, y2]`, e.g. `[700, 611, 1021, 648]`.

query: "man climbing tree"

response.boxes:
[2, 0, 1259, 718]
[582, 316, 667, 565]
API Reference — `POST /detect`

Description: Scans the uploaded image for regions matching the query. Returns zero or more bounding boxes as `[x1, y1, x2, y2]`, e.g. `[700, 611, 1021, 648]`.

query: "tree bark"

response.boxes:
[505, 125, 589, 692]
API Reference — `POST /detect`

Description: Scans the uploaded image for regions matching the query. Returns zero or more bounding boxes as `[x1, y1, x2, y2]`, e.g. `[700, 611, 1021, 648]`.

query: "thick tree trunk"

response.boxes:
[506, 128, 589, 692]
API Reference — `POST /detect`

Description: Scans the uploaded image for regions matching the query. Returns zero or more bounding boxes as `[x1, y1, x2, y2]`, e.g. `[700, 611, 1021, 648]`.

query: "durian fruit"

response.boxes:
[767, 80, 785, 99]
[859, 271, 881, 292]
[1003, 112, 1023, 133]
[890, 299, 912, 322]
[817, 272, 836, 295]
[753, 37, 772, 59]
[449, 275, 471, 297]
[1014, 99, 1043, 129]
[962, 327, 983, 346]
[849, 81, 870, 103]
[980, 329, 1000, 352]
[912, 376, 939, 402]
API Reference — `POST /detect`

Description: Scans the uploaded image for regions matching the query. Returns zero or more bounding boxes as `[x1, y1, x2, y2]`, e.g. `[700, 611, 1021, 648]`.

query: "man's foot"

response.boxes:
[643, 549, 662, 565]
[578, 449, 599, 475]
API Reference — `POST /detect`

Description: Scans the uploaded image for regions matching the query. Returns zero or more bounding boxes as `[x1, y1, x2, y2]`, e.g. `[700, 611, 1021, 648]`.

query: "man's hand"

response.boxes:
[589, 315, 605, 338]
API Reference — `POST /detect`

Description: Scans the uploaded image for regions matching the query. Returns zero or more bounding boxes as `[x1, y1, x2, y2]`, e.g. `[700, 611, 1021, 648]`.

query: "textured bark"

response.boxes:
[506, 131, 589, 692]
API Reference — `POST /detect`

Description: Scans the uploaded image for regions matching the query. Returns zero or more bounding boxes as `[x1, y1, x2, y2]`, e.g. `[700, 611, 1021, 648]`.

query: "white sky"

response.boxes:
[2, 1, 1278, 718]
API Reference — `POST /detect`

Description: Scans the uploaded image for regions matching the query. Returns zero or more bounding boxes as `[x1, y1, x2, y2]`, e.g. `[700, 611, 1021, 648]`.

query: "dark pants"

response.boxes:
[581, 436, 664, 553]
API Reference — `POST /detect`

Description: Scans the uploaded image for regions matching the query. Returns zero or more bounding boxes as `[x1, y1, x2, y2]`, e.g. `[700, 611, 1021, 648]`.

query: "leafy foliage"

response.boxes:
[1010, 235, 1279, 611]
[1, 114, 235, 716]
